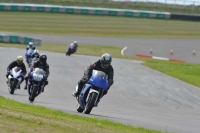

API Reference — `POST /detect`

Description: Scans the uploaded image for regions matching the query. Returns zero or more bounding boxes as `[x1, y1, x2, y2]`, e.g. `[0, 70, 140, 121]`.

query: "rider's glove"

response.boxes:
[6, 71, 10, 78]
[84, 76, 89, 82]
[104, 90, 108, 95]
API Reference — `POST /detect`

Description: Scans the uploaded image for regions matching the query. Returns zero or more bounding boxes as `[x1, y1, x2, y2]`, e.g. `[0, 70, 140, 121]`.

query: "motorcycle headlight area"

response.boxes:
[17, 75, 22, 78]
[33, 73, 43, 81]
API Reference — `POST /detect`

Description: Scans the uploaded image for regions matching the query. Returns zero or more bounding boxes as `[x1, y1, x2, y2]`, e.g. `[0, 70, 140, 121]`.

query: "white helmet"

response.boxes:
[34, 49, 39, 54]
[28, 42, 34, 48]
[74, 41, 77, 44]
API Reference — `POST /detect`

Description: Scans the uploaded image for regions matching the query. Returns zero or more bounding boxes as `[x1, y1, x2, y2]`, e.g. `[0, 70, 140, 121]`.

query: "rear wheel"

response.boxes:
[83, 93, 98, 114]
[29, 85, 38, 102]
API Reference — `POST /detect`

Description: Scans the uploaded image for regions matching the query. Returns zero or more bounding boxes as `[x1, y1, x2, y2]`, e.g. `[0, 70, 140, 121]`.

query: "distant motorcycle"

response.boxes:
[25, 49, 34, 67]
[75, 70, 109, 114]
[66, 44, 78, 56]
[7, 67, 23, 94]
[27, 68, 46, 102]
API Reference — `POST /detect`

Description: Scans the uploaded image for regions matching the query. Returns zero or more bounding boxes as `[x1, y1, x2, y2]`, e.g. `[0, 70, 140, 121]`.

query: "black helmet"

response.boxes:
[100, 53, 112, 68]
[39, 54, 47, 64]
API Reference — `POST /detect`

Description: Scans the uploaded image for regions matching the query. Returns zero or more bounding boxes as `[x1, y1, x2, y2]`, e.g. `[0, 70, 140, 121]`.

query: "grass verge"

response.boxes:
[1, 43, 200, 88]
[0, 96, 167, 133]
[1, 12, 200, 38]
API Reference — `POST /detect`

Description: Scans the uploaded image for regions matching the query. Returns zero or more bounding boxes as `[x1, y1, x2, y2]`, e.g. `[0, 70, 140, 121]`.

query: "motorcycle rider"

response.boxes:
[6, 56, 27, 89]
[66, 41, 78, 56]
[26, 42, 36, 51]
[25, 42, 36, 66]
[72, 53, 114, 105]
[32, 49, 40, 61]
[24, 54, 50, 92]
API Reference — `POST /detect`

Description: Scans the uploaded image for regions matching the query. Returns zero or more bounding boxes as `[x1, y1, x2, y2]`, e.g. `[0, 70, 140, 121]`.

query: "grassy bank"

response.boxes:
[0, 96, 166, 133]
[1, 12, 200, 38]
[1, 43, 200, 88]
[1, 0, 200, 15]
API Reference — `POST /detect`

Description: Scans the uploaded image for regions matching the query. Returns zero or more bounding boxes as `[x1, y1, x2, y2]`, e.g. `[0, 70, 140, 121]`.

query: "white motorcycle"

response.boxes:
[7, 67, 23, 94]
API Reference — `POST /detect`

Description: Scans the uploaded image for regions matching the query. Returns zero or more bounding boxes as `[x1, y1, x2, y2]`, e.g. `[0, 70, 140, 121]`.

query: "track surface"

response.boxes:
[1, 32, 200, 63]
[1, 46, 200, 133]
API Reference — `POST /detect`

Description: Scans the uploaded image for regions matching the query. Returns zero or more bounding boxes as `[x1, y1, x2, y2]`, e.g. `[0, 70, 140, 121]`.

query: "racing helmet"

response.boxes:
[34, 49, 40, 58]
[39, 54, 47, 64]
[16, 56, 23, 65]
[28, 42, 34, 48]
[100, 53, 112, 68]
[73, 41, 78, 46]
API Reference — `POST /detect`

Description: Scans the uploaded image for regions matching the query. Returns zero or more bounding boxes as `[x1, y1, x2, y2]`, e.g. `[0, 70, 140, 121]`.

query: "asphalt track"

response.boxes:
[1, 32, 200, 63]
[1, 35, 200, 133]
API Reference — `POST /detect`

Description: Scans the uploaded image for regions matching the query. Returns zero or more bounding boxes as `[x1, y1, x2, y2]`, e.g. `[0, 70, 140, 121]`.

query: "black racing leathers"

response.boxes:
[7, 61, 27, 77]
[77, 60, 114, 95]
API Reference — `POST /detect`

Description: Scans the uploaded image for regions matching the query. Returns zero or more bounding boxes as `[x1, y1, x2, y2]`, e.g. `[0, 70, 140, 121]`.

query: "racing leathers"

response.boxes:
[30, 52, 40, 66]
[74, 59, 114, 97]
[26, 45, 35, 51]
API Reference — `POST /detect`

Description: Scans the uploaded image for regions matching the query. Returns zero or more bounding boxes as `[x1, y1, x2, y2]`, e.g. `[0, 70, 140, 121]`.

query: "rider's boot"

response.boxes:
[72, 85, 82, 97]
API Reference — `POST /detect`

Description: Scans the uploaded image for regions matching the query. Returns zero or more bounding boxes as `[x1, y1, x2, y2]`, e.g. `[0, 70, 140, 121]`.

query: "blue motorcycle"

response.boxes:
[25, 49, 34, 67]
[76, 70, 108, 114]
[27, 68, 46, 102]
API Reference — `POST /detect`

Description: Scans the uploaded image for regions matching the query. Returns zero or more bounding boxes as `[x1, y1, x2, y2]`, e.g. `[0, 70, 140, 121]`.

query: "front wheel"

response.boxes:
[83, 92, 98, 114]
[8, 79, 18, 94]
[29, 85, 38, 102]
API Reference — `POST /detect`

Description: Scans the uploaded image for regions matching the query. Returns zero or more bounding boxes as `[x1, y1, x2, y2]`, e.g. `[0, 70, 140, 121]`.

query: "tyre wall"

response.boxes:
[171, 13, 200, 21]
[1, 3, 199, 22]
[0, 34, 42, 46]
[0, 3, 170, 19]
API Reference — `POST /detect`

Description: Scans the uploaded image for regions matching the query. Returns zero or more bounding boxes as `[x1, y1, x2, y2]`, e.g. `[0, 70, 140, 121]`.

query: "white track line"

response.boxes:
[121, 46, 127, 55]
[152, 56, 169, 61]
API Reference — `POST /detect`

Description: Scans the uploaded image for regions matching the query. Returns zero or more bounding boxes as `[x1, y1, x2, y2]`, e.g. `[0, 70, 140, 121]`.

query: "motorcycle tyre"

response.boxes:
[29, 85, 38, 102]
[83, 92, 98, 114]
[9, 80, 17, 94]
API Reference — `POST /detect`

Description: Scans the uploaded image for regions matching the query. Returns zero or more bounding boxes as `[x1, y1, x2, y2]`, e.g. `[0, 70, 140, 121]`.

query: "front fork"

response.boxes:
[86, 89, 101, 106]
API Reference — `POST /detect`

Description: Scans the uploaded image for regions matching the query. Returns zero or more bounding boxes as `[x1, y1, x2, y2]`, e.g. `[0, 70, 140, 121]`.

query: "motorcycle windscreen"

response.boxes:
[13, 67, 22, 72]
[34, 68, 44, 75]
[11, 67, 22, 78]
[27, 49, 34, 56]
[88, 70, 108, 90]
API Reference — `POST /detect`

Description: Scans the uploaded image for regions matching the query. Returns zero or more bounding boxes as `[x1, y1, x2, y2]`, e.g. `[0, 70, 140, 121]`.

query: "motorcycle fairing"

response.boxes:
[79, 84, 91, 109]
[88, 70, 109, 90]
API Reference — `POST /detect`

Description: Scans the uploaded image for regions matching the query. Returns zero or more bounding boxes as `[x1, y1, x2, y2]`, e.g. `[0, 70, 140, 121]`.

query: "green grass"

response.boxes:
[1, 43, 200, 88]
[143, 59, 200, 88]
[1, 12, 200, 38]
[1, 0, 200, 15]
[0, 96, 167, 133]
